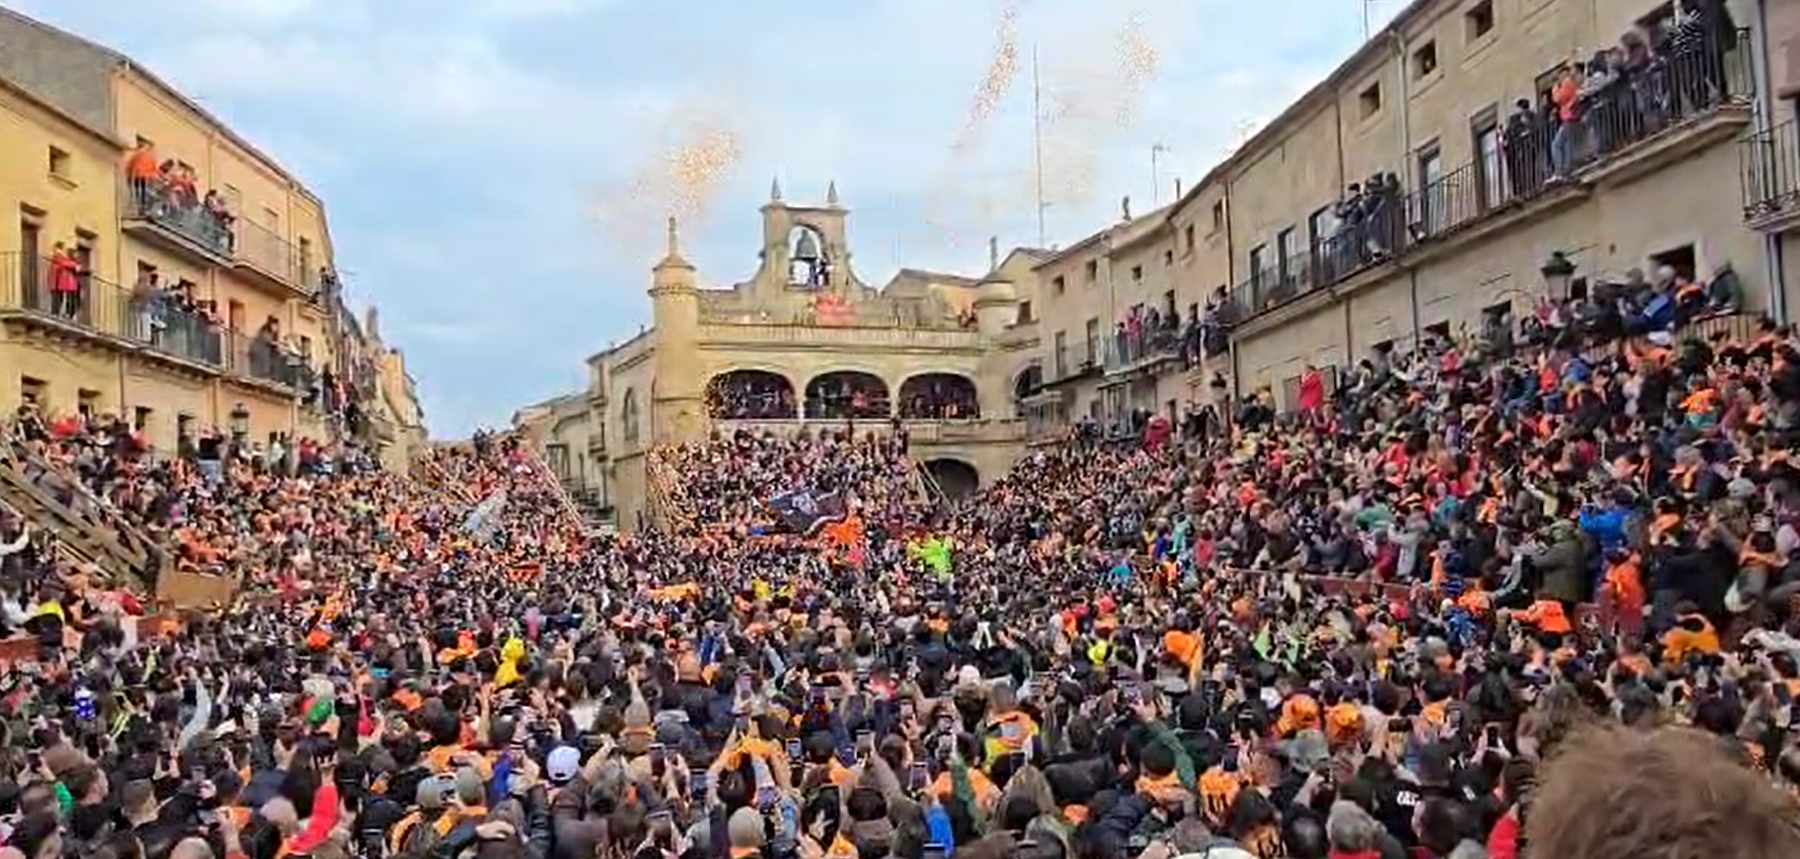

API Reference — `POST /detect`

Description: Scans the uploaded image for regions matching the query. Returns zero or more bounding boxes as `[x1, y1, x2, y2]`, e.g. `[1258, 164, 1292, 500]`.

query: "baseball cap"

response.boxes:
[546, 745, 582, 785]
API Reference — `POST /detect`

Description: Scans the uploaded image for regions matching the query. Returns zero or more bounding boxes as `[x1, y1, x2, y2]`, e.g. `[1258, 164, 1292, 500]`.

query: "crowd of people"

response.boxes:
[7, 284, 1800, 859]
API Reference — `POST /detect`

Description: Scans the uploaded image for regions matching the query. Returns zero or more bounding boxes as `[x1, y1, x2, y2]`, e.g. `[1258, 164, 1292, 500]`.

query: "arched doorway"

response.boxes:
[899, 373, 980, 419]
[804, 371, 889, 419]
[707, 370, 797, 419]
[923, 458, 980, 499]
[1012, 365, 1043, 416]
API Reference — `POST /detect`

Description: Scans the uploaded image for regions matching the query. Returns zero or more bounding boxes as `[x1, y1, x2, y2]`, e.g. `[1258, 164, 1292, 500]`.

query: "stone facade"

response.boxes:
[529, 186, 1042, 531]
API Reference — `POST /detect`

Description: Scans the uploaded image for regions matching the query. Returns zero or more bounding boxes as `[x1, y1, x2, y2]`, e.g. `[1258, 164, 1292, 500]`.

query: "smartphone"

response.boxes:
[855, 730, 873, 756]
[908, 761, 929, 792]
[922, 843, 948, 859]
[1484, 724, 1501, 745]
[786, 738, 803, 761]
[898, 700, 916, 722]
[689, 767, 709, 799]
[736, 672, 754, 698]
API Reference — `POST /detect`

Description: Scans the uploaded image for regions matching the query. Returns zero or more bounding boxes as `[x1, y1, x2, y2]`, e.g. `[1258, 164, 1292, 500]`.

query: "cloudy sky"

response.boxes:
[14, 0, 1402, 436]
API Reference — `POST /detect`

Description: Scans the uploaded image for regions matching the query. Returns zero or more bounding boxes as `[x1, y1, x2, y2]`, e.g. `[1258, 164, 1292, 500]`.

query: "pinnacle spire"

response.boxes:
[770, 176, 782, 202]
[826, 180, 840, 207]
[656, 215, 693, 271]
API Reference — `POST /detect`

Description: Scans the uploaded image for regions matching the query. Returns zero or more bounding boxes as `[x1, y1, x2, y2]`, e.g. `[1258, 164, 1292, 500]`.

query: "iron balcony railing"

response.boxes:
[226, 331, 312, 392]
[1225, 27, 1755, 326]
[235, 216, 312, 292]
[0, 251, 225, 367]
[1100, 321, 1182, 372]
[1740, 118, 1800, 222]
[122, 181, 235, 259]
[1047, 338, 1103, 384]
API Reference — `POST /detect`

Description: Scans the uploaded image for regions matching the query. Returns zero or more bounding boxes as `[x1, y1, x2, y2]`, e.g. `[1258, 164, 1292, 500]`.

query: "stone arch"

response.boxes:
[898, 372, 980, 419]
[1011, 365, 1044, 415]
[803, 370, 890, 419]
[619, 388, 640, 443]
[706, 369, 798, 419]
[922, 458, 980, 499]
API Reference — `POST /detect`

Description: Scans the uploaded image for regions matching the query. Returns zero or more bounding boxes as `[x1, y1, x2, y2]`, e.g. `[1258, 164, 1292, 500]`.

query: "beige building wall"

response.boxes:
[1169, 0, 1772, 409]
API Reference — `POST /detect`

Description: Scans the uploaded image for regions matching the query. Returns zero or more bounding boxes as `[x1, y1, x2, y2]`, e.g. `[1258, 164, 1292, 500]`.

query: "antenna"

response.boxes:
[1362, 0, 1375, 39]
[1151, 143, 1169, 207]
[1032, 41, 1047, 248]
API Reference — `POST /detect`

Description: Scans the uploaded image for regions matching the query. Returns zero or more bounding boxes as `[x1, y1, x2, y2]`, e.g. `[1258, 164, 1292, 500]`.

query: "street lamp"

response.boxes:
[1540, 251, 1576, 302]
[229, 402, 250, 445]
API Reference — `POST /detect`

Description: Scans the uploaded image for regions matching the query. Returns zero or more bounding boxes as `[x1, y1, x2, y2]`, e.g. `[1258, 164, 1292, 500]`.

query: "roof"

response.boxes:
[0, 6, 323, 204]
[0, 73, 118, 151]
[891, 268, 983, 288]
[1032, 204, 1174, 270]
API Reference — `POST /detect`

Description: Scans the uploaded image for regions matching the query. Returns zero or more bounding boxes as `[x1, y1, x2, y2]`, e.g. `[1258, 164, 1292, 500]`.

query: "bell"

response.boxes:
[792, 230, 821, 263]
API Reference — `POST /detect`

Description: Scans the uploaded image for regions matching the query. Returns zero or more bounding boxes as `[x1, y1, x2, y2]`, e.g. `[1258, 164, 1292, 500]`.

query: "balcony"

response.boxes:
[1228, 28, 1756, 329]
[226, 331, 311, 396]
[233, 217, 316, 298]
[121, 184, 234, 267]
[1100, 322, 1184, 376]
[1740, 119, 1800, 232]
[1043, 338, 1103, 387]
[0, 252, 225, 370]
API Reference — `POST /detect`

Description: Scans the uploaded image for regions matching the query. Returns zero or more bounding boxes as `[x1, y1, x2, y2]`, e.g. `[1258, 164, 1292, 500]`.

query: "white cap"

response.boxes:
[546, 745, 582, 784]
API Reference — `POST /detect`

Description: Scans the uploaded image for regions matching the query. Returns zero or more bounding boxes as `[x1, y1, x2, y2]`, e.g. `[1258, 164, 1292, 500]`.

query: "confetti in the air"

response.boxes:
[593, 112, 743, 259]
[950, 3, 1021, 156]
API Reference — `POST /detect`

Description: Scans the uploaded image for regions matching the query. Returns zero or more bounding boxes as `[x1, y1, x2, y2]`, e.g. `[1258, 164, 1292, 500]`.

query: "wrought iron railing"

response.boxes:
[0, 252, 226, 368]
[1225, 28, 1755, 326]
[1740, 118, 1800, 221]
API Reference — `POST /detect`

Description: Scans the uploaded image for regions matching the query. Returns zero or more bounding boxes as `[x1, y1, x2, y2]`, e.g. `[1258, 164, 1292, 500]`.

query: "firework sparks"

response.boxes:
[951, 3, 1021, 155]
[593, 113, 743, 260]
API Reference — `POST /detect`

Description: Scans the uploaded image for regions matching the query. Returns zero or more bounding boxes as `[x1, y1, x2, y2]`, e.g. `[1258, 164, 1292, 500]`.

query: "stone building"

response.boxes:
[532, 183, 1042, 530]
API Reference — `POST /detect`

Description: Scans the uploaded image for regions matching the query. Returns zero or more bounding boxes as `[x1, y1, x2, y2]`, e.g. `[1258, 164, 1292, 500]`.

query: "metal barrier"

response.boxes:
[1740, 118, 1800, 221]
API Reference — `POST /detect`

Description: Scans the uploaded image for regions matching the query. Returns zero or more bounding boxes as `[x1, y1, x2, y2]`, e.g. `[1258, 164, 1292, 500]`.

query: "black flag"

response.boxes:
[767, 488, 847, 535]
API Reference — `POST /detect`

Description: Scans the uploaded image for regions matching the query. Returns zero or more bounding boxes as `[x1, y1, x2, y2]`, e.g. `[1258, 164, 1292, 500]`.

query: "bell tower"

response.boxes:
[650, 216, 704, 444]
[751, 178, 861, 294]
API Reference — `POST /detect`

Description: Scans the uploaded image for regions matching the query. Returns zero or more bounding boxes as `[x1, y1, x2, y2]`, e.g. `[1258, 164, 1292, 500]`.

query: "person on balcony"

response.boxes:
[46, 243, 82, 320]
[124, 141, 160, 213]
[129, 268, 161, 343]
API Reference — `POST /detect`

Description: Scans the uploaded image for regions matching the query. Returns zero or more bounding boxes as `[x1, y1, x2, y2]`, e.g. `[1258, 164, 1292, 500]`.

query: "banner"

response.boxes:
[767, 488, 847, 535]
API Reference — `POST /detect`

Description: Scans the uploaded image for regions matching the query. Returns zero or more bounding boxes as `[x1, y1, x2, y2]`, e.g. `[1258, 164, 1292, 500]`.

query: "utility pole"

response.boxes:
[1032, 42, 1047, 248]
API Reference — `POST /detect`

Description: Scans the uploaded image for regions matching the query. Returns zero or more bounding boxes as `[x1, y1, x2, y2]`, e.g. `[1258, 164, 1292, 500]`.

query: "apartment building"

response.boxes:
[1739, 0, 1800, 298]
[1156, 0, 1782, 408]
[0, 8, 340, 451]
[1024, 199, 1208, 434]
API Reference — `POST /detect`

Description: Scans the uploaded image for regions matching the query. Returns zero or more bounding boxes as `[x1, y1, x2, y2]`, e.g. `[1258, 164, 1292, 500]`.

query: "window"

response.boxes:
[1016, 300, 1034, 325]
[1184, 223, 1196, 252]
[1248, 244, 1268, 292]
[1307, 207, 1335, 250]
[1210, 201, 1225, 232]
[19, 377, 44, 407]
[1472, 112, 1503, 210]
[1083, 318, 1100, 365]
[1130, 264, 1144, 282]
[1359, 82, 1383, 118]
[1423, 320, 1451, 342]
[298, 335, 314, 358]
[47, 146, 71, 179]
[19, 218, 41, 297]
[1465, 0, 1495, 40]
[133, 406, 153, 433]
[1052, 274, 1066, 295]
[1084, 260, 1099, 283]
[77, 388, 99, 419]
[1412, 41, 1439, 79]
[1053, 331, 1068, 377]
[1275, 228, 1296, 285]
[1649, 244, 1698, 282]
[177, 413, 194, 441]
[1416, 144, 1444, 234]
